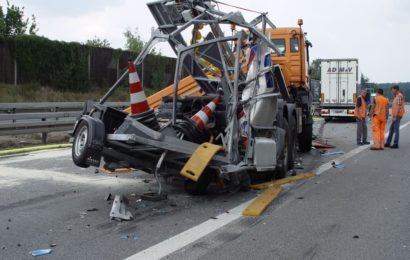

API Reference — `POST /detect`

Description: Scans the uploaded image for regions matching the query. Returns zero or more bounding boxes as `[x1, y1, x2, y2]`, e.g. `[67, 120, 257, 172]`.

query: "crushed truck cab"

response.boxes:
[71, 0, 314, 195]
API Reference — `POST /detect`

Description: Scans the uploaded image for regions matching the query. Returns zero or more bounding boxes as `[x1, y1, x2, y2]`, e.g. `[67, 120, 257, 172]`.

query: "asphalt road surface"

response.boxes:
[1, 109, 409, 260]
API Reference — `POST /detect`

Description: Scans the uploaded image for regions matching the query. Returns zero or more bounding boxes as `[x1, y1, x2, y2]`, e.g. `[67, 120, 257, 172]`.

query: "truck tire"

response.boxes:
[288, 115, 297, 169]
[184, 169, 213, 195]
[277, 119, 290, 179]
[298, 123, 313, 153]
[72, 120, 91, 168]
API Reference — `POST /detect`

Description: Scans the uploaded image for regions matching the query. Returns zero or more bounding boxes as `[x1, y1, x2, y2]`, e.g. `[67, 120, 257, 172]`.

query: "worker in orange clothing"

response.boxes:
[370, 89, 389, 150]
[354, 89, 370, 145]
[385, 85, 406, 149]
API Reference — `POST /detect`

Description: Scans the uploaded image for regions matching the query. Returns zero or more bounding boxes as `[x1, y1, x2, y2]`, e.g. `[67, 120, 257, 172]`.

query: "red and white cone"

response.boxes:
[128, 61, 149, 115]
[191, 96, 220, 130]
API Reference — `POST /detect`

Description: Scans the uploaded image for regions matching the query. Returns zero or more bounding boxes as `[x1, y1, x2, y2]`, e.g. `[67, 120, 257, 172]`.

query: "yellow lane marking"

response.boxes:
[242, 172, 317, 216]
[250, 172, 317, 190]
[0, 143, 72, 156]
[242, 186, 282, 216]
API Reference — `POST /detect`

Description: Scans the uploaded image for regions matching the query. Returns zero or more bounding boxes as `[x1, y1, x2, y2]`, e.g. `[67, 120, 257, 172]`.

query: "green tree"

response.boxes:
[85, 36, 111, 48]
[123, 27, 144, 53]
[0, 6, 6, 35]
[309, 59, 321, 80]
[0, 1, 38, 37]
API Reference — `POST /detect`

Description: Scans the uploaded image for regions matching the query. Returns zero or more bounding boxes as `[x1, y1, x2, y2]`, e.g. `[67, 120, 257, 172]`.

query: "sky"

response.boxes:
[2, 0, 410, 83]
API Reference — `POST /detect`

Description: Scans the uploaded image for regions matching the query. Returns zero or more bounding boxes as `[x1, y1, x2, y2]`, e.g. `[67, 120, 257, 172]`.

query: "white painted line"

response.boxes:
[316, 119, 410, 175]
[125, 119, 410, 260]
[124, 200, 250, 260]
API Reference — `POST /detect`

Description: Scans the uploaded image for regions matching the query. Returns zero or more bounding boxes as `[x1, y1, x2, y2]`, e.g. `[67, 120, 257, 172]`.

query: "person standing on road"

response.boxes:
[354, 89, 370, 145]
[385, 85, 405, 149]
[370, 89, 389, 150]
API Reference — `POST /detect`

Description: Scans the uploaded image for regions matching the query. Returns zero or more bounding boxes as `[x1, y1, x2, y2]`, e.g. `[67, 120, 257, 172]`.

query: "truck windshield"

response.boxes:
[290, 38, 299, 52]
[271, 39, 286, 53]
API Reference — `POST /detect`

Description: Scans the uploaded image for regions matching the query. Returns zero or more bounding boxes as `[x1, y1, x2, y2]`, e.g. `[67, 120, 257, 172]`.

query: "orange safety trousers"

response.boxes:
[372, 116, 386, 149]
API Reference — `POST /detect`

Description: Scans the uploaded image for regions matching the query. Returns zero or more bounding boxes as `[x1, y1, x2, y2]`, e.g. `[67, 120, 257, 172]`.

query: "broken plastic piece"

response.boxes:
[31, 249, 52, 256]
[320, 151, 344, 156]
[331, 161, 345, 169]
[104, 193, 112, 201]
[110, 195, 133, 221]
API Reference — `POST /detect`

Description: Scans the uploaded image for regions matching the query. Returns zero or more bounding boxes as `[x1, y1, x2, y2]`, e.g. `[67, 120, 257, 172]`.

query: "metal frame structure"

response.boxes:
[71, 0, 293, 192]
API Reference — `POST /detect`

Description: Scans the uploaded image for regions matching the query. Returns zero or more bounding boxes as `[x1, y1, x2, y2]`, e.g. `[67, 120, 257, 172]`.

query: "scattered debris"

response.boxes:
[8, 219, 11, 222]
[210, 216, 218, 220]
[141, 192, 167, 202]
[50, 244, 57, 248]
[94, 169, 99, 174]
[353, 235, 359, 239]
[6, 226, 9, 230]
[30, 249, 52, 257]
[104, 193, 113, 201]
[312, 141, 335, 149]
[120, 234, 138, 240]
[79, 212, 87, 218]
[17, 243, 21, 247]
[110, 195, 133, 221]
[331, 161, 345, 169]
[320, 151, 344, 156]
[86, 208, 99, 212]
[143, 179, 152, 183]
[296, 197, 304, 200]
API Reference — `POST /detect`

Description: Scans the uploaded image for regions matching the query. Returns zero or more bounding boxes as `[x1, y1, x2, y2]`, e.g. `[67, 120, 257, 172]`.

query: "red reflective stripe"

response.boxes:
[191, 116, 206, 129]
[131, 101, 149, 114]
[129, 81, 143, 93]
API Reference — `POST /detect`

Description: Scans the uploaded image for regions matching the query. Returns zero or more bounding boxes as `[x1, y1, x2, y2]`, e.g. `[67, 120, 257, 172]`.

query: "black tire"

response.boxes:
[298, 123, 313, 153]
[184, 169, 213, 195]
[72, 120, 90, 168]
[277, 119, 290, 179]
[288, 115, 297, 169]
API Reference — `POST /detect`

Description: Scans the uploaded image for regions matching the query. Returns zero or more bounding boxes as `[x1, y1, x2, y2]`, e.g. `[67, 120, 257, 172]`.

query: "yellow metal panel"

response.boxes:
[250, 172, 316, 190]
[180, 142, 224, 182]
[242, 186, 282, 216]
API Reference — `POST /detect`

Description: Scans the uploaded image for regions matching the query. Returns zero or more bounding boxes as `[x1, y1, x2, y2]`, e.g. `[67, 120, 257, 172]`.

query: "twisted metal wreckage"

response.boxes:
[71, 0, 313, 195]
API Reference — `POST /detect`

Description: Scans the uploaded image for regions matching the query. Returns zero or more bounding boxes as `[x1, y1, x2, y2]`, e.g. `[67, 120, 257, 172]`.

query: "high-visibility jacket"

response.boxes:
[392, 92, 405, 117]
[354, 96, 367, 119]
[373, 95, 389, 121]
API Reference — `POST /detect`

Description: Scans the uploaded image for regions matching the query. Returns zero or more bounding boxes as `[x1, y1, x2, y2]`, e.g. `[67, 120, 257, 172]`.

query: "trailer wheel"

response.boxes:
[277, 119, 290, 179]
[184, 169, 213, 195]
[72, 120, 90, 168]
[288, 115, 297, 169]
[298, 123, 312, 153]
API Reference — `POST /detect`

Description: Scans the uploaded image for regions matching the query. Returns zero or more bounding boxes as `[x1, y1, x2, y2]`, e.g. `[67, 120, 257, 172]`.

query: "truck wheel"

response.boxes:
[298, 123, 313, 153]
[277, 119, 290, 179]
[72, 120, 90, 168]
[288, 115, 297, 169]
[184, 169, 213, 195]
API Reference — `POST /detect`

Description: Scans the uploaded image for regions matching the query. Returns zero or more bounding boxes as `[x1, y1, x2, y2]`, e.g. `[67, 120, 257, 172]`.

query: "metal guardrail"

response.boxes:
[0, 102, 129, 142]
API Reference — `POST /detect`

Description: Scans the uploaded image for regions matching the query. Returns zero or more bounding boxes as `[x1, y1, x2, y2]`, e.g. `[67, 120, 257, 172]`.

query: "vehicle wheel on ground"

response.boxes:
[72, 120, 91, 168]
[276, 118, 290, 179]
[184, 169, 213, 195]
[298, 122, 313, 153]
[288, 115, 297, 169]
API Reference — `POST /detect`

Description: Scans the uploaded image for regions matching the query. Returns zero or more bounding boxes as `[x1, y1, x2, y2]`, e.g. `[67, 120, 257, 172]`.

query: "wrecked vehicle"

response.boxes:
[71, 0, 313, 195]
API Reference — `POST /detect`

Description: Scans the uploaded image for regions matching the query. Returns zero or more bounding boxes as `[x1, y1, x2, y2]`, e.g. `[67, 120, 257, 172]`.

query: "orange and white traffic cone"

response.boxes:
[190, 96, 220, 130]
[128, 61, 149, 115]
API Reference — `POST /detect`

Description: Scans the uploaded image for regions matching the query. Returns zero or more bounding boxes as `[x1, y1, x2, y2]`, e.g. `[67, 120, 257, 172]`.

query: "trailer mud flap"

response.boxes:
[180, 142, 223, 182]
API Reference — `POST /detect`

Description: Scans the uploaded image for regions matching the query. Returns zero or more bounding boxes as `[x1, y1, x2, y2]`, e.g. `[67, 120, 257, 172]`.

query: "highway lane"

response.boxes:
[0, 109, 408, 259]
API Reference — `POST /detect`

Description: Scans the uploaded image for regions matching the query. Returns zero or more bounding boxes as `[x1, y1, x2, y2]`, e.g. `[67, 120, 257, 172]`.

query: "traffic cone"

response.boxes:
[128, 61, 149, 115]
[190, 96, 220, 130]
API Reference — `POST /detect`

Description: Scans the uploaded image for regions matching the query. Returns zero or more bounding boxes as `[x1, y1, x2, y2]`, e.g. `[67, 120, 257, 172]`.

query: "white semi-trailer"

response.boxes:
[319, 59, 359, 121]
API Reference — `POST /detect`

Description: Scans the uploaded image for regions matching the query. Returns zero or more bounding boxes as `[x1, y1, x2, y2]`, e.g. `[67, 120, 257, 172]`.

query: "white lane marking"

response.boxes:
[122, 119, 409, 260]
[124, 200, 250, 260]
[316, 119, 410, 175]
